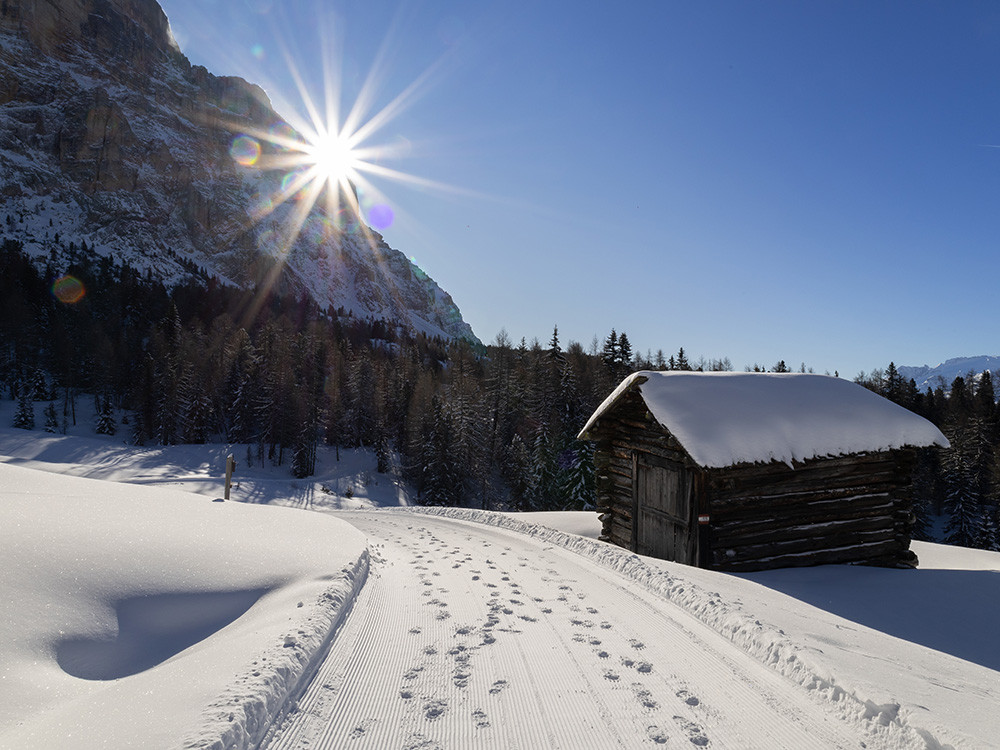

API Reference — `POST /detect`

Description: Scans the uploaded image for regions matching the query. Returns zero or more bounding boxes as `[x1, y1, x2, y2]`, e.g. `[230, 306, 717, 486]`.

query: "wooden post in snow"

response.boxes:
[224, 453, 235, 500]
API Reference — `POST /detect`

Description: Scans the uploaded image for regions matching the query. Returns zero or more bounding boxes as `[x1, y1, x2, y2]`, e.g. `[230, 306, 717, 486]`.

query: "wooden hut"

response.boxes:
[578, 372, 948, 572]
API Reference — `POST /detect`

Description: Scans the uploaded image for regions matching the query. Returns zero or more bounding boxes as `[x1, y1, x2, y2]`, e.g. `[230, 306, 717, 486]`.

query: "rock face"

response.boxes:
[0, 0, 477, 342]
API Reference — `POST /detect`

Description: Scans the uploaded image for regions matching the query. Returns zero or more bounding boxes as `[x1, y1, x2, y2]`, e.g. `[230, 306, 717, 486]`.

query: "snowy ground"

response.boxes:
[1, 405, 999, 748]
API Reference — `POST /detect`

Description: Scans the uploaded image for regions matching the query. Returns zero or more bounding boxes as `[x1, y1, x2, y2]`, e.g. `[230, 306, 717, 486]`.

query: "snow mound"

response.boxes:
[0, 463, 369, 750]
[580, 371, 949, 468]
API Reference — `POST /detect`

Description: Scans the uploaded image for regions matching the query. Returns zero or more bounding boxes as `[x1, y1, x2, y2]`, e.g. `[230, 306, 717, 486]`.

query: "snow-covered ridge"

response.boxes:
[899, 355, 1000, 393]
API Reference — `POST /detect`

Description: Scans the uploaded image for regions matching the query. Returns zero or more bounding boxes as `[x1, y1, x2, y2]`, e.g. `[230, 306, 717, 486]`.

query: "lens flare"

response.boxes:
[229, 135, 261, 166]
[268, 122, 297, 149]
[367, 204, 394, 230]
[52, 275, 85, 304]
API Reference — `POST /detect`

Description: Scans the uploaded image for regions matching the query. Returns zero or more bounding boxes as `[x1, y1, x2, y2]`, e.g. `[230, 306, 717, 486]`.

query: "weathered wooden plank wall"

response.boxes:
[588, 388, 918, 572]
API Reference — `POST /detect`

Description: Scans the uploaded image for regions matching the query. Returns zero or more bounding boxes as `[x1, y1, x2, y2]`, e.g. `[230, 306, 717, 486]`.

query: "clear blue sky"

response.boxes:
[158, 0, 1000, 378]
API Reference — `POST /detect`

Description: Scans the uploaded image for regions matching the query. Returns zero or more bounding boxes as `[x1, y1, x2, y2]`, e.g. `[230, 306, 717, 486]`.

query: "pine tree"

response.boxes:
[617, 332, 633, 375]
[43, 401, 58, 433]
[12, 391, 34, 429]
[601, 330, 619, 377]
[676, 347, 691, 371]
[884, 362, 906, 405]
[942, 420, 988, 548]
[95, 394, 117, 436]
[557, 440, 595, 510]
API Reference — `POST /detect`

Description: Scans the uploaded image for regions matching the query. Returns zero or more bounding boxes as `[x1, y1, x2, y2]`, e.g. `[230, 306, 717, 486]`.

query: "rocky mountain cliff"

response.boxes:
[0, 0, 477, 342]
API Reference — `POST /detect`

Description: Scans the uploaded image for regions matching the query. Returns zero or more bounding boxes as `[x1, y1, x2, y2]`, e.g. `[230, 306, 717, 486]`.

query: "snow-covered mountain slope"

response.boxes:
[0, 0, 477, 342]
[899, 355, 1000, 392]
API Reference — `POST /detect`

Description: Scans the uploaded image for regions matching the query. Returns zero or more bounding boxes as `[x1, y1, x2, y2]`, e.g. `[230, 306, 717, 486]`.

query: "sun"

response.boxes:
[306, 129, 359, 188]
[218, 19, 471, 324]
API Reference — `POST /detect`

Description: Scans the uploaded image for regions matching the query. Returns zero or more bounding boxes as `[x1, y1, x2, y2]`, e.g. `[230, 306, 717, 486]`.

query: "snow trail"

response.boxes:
[262, 511, 881, 749]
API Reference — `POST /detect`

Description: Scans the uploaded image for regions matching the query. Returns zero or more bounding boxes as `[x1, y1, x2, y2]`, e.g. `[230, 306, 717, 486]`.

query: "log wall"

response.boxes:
[704, 452, 917, 571]
[588, 388, 920, 572]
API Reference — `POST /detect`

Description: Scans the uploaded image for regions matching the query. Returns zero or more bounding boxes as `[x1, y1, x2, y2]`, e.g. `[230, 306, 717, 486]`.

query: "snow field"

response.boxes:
[2, 421, 998, 748]
[407, 507, 994, 749]
[0, 462, 369, 750]
[268, 511, 892, 749]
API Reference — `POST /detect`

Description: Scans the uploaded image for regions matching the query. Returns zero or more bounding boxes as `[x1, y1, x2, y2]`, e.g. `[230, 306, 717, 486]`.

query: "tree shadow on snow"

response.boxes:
[740, 566, 1000, 671]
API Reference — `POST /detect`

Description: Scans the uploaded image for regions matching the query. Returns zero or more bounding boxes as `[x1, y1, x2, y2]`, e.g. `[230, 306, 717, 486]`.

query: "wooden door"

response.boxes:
[633, 455, 695, 564]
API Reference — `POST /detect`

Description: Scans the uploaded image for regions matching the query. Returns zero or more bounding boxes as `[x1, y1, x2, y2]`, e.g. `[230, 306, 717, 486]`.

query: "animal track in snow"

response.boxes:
[472, 708, 490, 728]
[603, 670, 620, 681]
[489, 679, 508, 695]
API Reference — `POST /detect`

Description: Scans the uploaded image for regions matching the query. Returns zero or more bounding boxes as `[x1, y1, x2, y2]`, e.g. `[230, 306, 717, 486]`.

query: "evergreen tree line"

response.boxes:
[1, 239, 647, 511]
[6, 237, 999, 537]
[855, 363, 1000, 550]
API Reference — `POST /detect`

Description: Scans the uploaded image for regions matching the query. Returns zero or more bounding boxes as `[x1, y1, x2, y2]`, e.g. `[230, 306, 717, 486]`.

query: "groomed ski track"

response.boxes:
[261, 510, 889, 750]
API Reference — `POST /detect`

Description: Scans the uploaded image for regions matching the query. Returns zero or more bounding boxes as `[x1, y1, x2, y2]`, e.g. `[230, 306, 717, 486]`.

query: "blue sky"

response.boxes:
[158, 0, 1000, 378]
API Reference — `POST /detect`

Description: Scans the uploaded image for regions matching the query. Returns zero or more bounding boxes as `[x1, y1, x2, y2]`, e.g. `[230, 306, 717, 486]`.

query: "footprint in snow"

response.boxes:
[489, 679, 508, 695]
[423, 699, 447, 720]
[673, 716, 710, 746]
[472, 709, 490, 729]
[646, 726, 669, 745]
[676, 689, 700, 706]
[630, 639, 646, 650]
[633, 685, 659, 710]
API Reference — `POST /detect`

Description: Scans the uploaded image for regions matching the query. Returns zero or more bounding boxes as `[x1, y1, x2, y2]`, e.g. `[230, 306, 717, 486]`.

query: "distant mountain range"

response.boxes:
[898, 356, 1000, 392]
[0, 0, 477, 342]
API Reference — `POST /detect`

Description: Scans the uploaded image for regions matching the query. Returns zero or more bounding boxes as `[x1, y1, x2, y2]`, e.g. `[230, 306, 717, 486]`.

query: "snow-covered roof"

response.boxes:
[578, 371, 949, 469]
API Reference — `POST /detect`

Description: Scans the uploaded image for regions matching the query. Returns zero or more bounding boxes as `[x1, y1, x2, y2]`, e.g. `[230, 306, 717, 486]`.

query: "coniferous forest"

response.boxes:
[2, 237, 999, 549]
